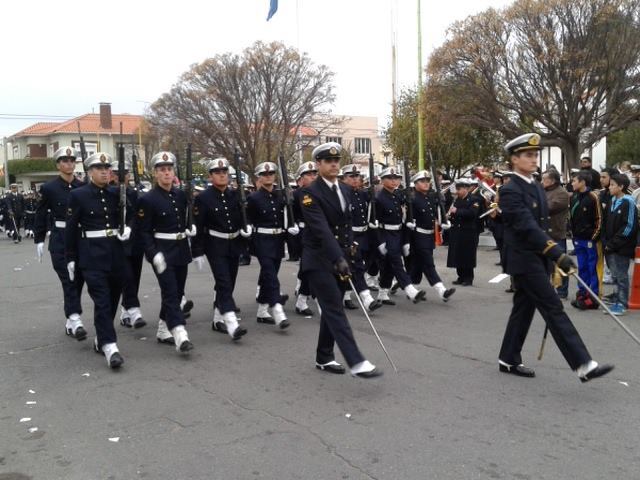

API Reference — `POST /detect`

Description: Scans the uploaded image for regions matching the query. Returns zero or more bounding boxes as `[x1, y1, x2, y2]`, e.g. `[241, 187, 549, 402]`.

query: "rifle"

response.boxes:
[175, 153, 182, 187]
[233, 147, 249, 229]
[185, 144, 194, 228]
[131, 142, 141, 190]
[368, 152, 377, 224]
[428, 149, 450, 228]
[402, 158, 414, 223]
[76, 121, 88, 181]
[277, 153, 295, 229]
[118, 122, 126, 235]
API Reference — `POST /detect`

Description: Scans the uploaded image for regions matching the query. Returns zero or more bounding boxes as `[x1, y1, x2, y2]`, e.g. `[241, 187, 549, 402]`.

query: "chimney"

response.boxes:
[99, 102, 112, 129]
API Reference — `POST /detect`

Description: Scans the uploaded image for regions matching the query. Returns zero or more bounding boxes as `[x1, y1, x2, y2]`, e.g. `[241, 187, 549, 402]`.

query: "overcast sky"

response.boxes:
[0, 0, 513, 138]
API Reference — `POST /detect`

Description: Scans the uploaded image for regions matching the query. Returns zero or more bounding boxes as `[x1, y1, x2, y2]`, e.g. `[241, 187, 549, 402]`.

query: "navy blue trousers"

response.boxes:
[305, 269, 366, 368]
[51, 251, 84, 317]
[83, 269, 122, 348]
[155, 264, 188, 330]
[206, 252, 240, 315]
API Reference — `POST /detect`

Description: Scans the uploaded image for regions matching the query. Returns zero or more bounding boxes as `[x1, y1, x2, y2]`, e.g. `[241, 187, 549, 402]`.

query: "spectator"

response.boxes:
[603, 174, 638, 315]
[580, 156, 602, 190]
[569, 171, 603, 309]
[542, 169, 570, 298]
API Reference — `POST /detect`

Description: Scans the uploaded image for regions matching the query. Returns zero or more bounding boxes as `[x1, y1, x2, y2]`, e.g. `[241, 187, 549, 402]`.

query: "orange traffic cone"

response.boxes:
[627, 247, 640, 309]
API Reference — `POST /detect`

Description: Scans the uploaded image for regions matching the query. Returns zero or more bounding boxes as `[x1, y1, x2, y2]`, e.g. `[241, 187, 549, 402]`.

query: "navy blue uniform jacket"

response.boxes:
[499, 175, 563, 275]
[299, 178, 353, 274]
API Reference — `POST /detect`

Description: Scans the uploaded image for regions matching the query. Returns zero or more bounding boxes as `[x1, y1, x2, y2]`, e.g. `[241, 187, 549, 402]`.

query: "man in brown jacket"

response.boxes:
[542, 169, 570, 298]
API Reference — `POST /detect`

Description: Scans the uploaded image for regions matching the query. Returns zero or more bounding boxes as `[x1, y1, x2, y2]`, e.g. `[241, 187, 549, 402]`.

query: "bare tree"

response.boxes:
[146, 41, 342, 173]
[428, 0, 640, 168]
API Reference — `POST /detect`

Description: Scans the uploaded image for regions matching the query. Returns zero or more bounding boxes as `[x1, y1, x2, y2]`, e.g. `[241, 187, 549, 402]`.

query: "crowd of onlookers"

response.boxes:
[493, 156, 639, 316]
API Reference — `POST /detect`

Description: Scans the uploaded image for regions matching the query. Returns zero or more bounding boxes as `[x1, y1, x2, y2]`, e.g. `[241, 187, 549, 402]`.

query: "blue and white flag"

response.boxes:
[267, 0, 278, 21]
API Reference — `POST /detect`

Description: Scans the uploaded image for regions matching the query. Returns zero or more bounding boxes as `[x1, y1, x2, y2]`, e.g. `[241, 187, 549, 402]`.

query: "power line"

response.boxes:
[0, 113, 75, 120]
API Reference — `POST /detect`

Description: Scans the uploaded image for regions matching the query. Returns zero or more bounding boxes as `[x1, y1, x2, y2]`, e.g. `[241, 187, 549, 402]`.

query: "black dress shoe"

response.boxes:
[461, 281, 473, 287]
[499, 363, 535, 378]
[212, 321, 228, 334]
[257, 316, 276, 325]
[234, 307, 241, 313]
[315, 361, 346, 374]
[344, 300, 357, 310]
[390, 282, 400, 295]
[178, 340, 194, 353]
[505, 287, 515, 293]
[442, 288, 456, 301]
[181, 300, 194, 314]
[411, 290, 427, 303]
[452, 279, 463, 285]
[109, 352, 124, 369]
[295, 307, 314, 316]
[580, 363, 614, 383]
[353, 368, 383, 379]
[368, 299, 383, 311]
[381, 299, 396, 306]
[278, 319, 290, 330]
[73, 326, 87, 341]
[231, 326, 248, 341]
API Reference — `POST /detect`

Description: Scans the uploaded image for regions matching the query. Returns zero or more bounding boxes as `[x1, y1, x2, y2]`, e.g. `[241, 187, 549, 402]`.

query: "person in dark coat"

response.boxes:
[35, 146, 86, 340]
[299, 142, 382, 378]
[136, 151, 195, 354]
[65, 152, 130, 368]
[191, 157, 250, 340]
[602, 174, 638, 314]
[497, 132, 613, 383]
[5, 183, 25, 243]
[579, 156, 601, 190]
[446, 179, 480, 286]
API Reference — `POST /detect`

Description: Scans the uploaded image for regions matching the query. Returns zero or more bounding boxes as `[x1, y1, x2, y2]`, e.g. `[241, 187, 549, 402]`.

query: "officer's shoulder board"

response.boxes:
[302, 194, 313, 207]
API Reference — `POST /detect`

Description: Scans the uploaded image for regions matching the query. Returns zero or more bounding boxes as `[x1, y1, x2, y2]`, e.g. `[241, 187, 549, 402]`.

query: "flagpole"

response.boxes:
[417, 0, 425, 171]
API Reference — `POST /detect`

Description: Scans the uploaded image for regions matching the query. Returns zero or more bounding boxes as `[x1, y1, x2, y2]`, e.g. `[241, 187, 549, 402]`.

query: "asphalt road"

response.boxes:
[1, 235, 639, 480]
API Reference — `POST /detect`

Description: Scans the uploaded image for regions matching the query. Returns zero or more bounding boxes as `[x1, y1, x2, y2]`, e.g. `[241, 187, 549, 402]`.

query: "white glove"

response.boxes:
[240, 225, 253, 238]
[46, 230, 51, 237]
[406, 222, 416, 231]
[369, 220, 379, 229]
[152, 252, 167, 274]
[185, 225, 197, 237]
[0, 215, 3, 221]
[36, 242, 44, 262]
[67, 261, 75, 281]
[402, 243, 411, 257]
[287, 225, 300, 236]
[378, 243, 388, 256]
[441, 222, 452, 231]
[116, 226, 131, 242]
[193, 255, 205, 271]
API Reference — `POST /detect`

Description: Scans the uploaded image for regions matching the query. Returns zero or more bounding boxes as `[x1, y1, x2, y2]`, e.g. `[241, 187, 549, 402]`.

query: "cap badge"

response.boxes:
[308, 163, 313, 169]
[265, 164, 270, 172]
[390, 169, 395, 175]
[352, 166, 357, 173]
[100, 154, 107, 163]
[162, 153, 168, 161]
[529, 135, 540, 146]
[66, 148, 72, 156]
[218, 160, 224, 168]
[329, 147, 337, 155]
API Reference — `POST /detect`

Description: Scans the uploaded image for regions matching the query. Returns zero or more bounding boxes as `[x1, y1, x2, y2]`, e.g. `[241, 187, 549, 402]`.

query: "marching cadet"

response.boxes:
[34, 147, 86, 341]
[191, 158, 250, 341]
[374, 167, 427, 304]
[247, 161, 298, 329]
[446, 178, 480, 286]
[109, 159, 146, 329]
[299, 142, 382, 378]
[293, 161, 318, 316]
[340, 164, 382, 312]
[23, 191, 37, 238]
[5, 183, 25, 243]
[137, 152, 195, 353]
[498, 132, 613, 382]
[406, 170, 456, 302]
[65, 152, 130, 368]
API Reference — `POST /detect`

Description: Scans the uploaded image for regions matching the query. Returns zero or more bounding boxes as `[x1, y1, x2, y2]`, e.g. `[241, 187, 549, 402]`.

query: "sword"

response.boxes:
[347, 277, 398, 373]
[565, 269, 640, 347]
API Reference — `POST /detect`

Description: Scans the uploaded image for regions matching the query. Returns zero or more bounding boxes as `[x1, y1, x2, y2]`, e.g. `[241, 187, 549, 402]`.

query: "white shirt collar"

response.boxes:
[513, 171, 534, 184]
[322, 177, 339, 189]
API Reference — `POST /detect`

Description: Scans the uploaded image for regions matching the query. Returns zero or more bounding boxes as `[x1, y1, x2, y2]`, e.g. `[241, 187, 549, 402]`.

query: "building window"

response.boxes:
[354, 137, 371, 154]
[326, 136, 342, 145]
[72, 141, 98, 158]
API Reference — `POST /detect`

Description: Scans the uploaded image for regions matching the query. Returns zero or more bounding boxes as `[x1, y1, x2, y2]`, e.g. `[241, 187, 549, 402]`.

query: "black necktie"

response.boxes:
[332, 184, 342, 211]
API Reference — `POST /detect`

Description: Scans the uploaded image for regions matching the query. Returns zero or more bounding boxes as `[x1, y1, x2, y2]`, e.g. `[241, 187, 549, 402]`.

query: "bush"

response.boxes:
[8, 158, 57, 175]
